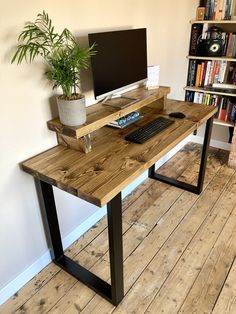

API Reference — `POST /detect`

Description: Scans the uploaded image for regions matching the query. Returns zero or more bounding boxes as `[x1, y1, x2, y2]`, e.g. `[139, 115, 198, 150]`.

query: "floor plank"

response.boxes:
[1, 143, 235, 314]
[212, 257, 236, 314]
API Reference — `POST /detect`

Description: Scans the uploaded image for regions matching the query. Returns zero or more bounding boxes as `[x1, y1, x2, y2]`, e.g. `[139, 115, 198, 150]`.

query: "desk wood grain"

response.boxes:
[22, 100, 217, 207]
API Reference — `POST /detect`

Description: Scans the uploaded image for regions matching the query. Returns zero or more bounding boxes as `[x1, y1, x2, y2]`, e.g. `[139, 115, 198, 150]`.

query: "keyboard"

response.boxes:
[125, 116, 174, 144]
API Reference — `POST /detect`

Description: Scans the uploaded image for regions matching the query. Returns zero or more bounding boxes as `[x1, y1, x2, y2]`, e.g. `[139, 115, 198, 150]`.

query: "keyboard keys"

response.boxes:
[125, 116, 174, 144]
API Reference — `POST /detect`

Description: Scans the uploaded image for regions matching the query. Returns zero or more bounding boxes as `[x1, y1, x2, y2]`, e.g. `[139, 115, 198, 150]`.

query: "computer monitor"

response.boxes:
[88, 28, 147, 102]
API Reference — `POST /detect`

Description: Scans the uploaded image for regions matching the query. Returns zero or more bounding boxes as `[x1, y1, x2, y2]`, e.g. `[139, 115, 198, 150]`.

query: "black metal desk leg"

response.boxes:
[107, 193, 124, 305]
[35, 179, 124, 305]
[148, 116, 214, 195]
[196, 116, 214, 193]
[36, 179, 64, 260]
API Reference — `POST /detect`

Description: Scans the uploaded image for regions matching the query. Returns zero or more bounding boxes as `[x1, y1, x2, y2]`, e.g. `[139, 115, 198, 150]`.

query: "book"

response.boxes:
[230, 0, 236, 19]
[215, 0, 222, 19]
[226, 32, 233, 56]
[205, 0, 212, 18]
[189, 24, 203, 55]
[214, 62, 220, 83]
[194, 92, 200, 103]
[222, 0, 227, 19]
[230, 103, 236, 121]
[204, 61, 212, 86]
[223, 62, 231, 83]
[187, 60, 193, 86]
[219, 61, 227, 83]
[209, 61, 217, 85]
[107, 112, 142, 128]
[209, 0, 216, 19]
[195, 63, 202, 87]
[190, 60, 197, 86]
[200, 61, 208, 87]
[218, 98, 228, 120]
[185, 90, 194, 102]
[225, 0, 232, 19]
[222, 32, 229, 55]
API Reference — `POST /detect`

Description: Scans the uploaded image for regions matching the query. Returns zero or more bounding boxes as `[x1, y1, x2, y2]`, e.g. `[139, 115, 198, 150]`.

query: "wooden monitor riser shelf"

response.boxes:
[21, 85, 217, 306]
[48, 86, 170, 153]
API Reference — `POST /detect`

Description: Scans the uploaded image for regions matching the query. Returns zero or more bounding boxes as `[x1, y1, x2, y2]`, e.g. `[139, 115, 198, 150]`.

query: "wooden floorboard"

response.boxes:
[1, 143, 236, 314]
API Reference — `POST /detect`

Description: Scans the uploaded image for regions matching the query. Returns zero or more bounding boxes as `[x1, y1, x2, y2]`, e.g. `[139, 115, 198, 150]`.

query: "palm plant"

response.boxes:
[11, 11, 96, 99]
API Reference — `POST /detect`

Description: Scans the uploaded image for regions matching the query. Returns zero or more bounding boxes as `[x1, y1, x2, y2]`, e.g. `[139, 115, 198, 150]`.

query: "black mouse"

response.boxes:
[169, 112, 186, 119]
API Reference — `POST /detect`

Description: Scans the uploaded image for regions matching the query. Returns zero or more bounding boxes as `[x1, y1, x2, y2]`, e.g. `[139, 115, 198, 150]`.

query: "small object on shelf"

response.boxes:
[196, 7, 205, 20]
[146, 65, 160, 90]
[196, 27, 224, 57]
[107, 112, 143, 129]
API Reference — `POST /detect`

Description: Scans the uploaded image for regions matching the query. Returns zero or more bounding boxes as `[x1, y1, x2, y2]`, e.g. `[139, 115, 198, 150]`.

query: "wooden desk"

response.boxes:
[21, 92, 217, 305]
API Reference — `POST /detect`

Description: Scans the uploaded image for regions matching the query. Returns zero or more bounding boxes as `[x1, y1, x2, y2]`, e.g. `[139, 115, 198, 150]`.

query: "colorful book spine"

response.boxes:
[230, 103, 236, 121]
[195, 64, 202, 87]
[189, 24, 203, 56]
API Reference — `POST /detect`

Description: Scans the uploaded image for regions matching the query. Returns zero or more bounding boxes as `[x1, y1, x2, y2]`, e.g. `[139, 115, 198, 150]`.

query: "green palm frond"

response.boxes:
[11, 11, 96, 98]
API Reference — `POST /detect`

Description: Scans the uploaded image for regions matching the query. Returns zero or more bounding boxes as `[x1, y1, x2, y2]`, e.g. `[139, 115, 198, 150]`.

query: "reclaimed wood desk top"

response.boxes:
[22, 99, 217, 207]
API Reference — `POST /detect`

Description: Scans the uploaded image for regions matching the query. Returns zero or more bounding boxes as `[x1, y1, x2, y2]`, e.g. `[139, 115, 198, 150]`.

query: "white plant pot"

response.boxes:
[57, 95, 86, 126]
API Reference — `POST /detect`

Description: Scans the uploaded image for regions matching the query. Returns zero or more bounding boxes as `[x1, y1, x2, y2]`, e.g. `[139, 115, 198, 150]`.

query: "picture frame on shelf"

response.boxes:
[196, 7, 205, 21]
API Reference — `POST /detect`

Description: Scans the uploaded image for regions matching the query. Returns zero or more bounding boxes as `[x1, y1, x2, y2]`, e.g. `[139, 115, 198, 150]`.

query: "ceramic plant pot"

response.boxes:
[57, 95, 86, 126]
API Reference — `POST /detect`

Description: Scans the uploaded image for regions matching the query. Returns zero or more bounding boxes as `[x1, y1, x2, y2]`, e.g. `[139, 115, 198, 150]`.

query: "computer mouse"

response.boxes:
[169, 112, 186, 119]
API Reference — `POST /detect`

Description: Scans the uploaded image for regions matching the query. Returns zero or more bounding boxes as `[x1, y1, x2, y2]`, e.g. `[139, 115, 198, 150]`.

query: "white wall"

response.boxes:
[0, 0, 203, 304]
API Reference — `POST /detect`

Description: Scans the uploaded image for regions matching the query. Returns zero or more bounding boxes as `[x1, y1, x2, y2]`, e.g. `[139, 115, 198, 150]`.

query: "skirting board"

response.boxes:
[0, 136, 191, 306]
[191, 134, 231, 151]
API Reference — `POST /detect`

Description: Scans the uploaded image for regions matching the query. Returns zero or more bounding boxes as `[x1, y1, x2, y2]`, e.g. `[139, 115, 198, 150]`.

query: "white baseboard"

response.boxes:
[0, 136, 190, 306]
[0, 251, 52, 306]
[0, 208, 107, 306]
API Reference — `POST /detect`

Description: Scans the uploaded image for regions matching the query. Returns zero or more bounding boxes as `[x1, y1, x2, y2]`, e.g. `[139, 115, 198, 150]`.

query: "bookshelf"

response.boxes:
[185, 13, 236, 133]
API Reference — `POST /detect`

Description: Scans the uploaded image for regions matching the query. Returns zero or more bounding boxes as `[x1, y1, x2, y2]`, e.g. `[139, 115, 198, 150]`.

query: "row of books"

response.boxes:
[200, 0, 235, 20]
[220, 32, 236, 57]
[185, 90, 236, 122]
[187, 60, 234, 87]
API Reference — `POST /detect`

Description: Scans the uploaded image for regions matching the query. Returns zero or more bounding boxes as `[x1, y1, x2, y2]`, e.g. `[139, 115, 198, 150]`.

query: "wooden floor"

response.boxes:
[1, 143, 236, 314]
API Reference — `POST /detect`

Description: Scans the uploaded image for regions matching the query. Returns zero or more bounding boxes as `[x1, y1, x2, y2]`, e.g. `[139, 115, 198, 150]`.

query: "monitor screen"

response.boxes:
[88, 28, 147, 100]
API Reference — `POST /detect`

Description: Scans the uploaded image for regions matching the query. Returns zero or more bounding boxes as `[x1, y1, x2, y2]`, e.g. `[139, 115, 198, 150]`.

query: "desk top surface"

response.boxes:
[22, 99, 217, 207]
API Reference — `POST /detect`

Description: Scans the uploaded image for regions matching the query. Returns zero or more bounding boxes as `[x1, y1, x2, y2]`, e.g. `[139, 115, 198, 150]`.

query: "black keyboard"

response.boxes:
[125, 116, 174, 144]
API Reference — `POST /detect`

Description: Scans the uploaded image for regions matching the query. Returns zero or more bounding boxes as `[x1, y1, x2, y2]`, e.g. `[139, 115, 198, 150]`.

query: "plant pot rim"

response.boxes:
[57, 93, 85, 101]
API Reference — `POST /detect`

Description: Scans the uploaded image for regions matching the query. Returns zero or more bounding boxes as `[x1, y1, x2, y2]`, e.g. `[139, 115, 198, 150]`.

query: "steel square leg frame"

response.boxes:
[36, 179, 124, 306]
[148, 117, 214, 194]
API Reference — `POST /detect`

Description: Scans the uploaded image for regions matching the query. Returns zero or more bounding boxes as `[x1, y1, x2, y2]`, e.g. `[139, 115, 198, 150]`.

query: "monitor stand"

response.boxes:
[102, 95, 139, 109]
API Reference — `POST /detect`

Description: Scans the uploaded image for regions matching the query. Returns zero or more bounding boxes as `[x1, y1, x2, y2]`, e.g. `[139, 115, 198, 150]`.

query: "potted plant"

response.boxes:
[11, 11, 96, 126]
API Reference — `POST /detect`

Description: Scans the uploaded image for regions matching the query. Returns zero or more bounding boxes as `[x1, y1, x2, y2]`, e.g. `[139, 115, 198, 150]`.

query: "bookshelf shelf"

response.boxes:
[213, 118, 235, 127]
[187, 56, 236, 62]
[184, 86, 236, 97]
[191, 20, 236, 24]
